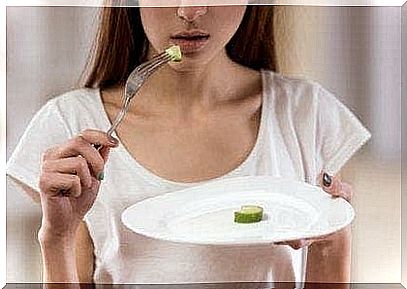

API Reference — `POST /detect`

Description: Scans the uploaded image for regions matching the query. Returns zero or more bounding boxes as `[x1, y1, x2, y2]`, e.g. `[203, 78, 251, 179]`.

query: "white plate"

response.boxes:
[121, 176, 354, 246]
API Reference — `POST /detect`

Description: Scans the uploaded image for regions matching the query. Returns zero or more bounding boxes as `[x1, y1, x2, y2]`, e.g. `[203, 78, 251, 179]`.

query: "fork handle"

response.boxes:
[93, 50, 172, 152]
[106, 96, 132, 136]
[93, 96, 132, 151]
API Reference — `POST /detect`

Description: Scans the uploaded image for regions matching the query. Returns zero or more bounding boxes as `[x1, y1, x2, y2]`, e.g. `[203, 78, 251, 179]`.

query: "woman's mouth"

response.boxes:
[170, 30, 210, 54]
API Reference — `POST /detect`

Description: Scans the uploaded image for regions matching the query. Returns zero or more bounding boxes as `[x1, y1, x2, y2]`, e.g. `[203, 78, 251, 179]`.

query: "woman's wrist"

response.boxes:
[38, 232, 77, 268]
[306, 226, 352, 283]
[38, 229, 79, 284]
[38, 226, 77, 251]
[38, 236, 76, 254]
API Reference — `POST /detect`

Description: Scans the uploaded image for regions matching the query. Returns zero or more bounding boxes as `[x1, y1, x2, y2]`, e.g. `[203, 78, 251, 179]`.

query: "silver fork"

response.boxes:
[105, 50, 173, 137]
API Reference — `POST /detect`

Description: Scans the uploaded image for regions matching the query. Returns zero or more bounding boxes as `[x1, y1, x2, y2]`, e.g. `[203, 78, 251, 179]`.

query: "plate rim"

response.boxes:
[121, 175, 355, 246]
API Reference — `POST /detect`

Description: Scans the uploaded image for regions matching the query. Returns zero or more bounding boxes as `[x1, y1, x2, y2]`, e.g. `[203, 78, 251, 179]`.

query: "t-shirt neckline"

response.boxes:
[96, 68, 270, 188]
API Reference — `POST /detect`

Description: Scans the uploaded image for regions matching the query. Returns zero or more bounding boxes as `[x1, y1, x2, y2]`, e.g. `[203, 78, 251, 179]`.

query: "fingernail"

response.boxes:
[323, 173, 332, 187]
[97, 171, 105, 181]
[108, 137, 119, 146]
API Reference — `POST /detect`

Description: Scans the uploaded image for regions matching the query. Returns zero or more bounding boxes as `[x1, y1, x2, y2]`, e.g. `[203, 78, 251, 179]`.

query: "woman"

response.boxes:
[6, 3, 370, 286]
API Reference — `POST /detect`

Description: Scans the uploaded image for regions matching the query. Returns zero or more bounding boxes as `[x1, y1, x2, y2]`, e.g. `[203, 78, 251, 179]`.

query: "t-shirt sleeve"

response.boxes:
[315, 84, 371, 176]
[6, 99, 73, 193]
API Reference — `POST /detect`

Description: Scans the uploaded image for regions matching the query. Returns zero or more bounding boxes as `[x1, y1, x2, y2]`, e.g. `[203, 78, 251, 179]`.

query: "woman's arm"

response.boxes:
[10, 178, 96, 286]
[75, 221, 95, 284]
[304, 173, 353, 289]
[38, 229, 80, 286]
[277, 173, 353, 288]
[39, 221, 95, 283]
[305, 226, 351, 287]
[38, 221, 95, 289]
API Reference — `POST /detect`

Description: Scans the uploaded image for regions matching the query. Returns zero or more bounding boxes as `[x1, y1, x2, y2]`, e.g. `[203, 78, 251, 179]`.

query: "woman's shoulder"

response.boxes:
[262, 70, 322, 98]
[42, 87, 106, 133]
[48, 87, 101, 110]
[261, 70, 338, 110]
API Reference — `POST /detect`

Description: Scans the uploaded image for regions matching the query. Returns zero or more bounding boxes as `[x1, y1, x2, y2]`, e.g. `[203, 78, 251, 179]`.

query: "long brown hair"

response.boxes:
[83, 6, 277, 89]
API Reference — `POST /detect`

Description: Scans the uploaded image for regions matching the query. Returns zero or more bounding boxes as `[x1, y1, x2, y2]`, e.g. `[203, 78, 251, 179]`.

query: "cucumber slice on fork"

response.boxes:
[165, 45, 182, 62]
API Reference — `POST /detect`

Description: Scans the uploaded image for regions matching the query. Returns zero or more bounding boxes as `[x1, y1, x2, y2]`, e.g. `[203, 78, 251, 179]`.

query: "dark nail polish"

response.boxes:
[323, 173, 332, 187]
[97, 171, 105, 181]
[109, 137, 119, 146]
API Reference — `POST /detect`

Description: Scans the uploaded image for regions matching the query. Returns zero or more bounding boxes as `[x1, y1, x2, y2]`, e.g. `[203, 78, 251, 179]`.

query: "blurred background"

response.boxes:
[6, 4, 404, 283]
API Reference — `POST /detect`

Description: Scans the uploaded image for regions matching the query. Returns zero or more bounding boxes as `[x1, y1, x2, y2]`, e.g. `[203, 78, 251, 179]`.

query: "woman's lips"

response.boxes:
[170, 37, 210, 54]
[170, 30, 210, 54]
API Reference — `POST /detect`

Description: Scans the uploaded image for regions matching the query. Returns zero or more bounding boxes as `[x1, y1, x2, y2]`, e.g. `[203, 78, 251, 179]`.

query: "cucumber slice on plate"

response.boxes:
[234, 205, 264, 224]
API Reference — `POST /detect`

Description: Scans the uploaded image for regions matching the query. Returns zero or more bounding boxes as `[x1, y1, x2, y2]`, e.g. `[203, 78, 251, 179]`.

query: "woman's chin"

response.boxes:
[167, 57, 213, 74]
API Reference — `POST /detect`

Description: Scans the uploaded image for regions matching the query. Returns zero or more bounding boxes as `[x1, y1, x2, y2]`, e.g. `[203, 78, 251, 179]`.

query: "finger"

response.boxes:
[289, 240, 311, 250]
[319, 172, 340, 194]
[43, 130, 118, 161]
[319, 172, 353, 202]
[39, 172, 81, 198]
[99, 146, 111, 163]
[42, 157, 93, 189]
[48, 137, 106, 179]
[337, 183, 353, 202]
[275, 239, 313, 250]
[275, 241, 289, 246]
[78, 129, 119, 148]
[276, 237, 322, 246]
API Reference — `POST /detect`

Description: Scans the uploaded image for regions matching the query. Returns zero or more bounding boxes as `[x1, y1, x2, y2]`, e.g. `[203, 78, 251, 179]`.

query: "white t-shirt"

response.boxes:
[6, 70, 371, 284]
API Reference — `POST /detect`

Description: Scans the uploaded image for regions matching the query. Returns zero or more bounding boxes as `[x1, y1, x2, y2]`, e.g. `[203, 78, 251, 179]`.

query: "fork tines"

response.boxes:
[137, 51, 172, 77]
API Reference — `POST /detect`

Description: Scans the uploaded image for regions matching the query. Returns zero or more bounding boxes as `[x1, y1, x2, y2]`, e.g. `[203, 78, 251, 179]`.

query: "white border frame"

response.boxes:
[3, 0, 407, 7]
[2, 1, 406, 288]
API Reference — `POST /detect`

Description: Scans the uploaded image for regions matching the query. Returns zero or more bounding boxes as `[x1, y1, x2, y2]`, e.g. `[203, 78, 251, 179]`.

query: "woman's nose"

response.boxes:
[177, 6, 208, 22]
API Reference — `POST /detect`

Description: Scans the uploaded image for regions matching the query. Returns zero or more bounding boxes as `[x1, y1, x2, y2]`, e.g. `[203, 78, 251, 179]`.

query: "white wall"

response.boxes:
[6, 6, 98, 158]
[6, 5, 403, 283]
